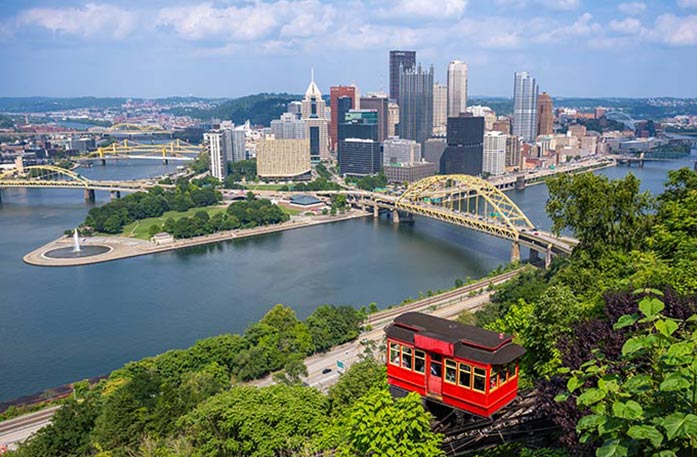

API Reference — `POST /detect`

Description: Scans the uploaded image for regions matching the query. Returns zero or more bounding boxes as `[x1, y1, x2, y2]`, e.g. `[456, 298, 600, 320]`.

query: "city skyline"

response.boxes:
[0, 0, 695, 98]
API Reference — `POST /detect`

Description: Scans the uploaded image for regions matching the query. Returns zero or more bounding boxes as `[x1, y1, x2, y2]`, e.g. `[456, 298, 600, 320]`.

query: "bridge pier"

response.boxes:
[110, 191, 121, 200]
[510, 241, 520, 263]
[515, 176, 526, 191]
[529, 249, 540, 263]
[545, 244, 553, 269]
[162, 158, 169, 165]
[84, 189, 95, 202]
[639, 159, 644, 168]
[100, 159, 106, 166]
[392, 210, 400, 224]
[373, 205, 379, 219]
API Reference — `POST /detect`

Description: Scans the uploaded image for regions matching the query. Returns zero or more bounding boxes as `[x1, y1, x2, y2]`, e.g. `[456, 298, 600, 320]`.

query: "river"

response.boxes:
[0, 156, 694, 401]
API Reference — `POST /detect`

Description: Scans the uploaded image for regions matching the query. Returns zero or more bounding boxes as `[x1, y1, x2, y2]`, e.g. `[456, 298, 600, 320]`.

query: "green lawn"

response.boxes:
[121, 206, 227, 240]
[280, 206, 302, 216]
[243, 183, 286, 191]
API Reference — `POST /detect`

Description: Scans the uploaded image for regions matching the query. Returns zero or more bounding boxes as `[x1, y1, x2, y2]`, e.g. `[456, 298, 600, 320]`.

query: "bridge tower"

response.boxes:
[510, 241, 521, 263]
[84, 189, 95, 202]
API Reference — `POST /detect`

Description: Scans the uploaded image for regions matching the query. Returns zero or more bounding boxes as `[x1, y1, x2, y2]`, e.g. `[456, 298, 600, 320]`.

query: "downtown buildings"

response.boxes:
[512, 72, 538, 143]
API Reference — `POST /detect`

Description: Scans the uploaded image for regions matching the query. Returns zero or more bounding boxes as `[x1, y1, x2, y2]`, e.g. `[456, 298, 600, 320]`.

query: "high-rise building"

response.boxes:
[387, 101, 399, 137]
[398, 63, 434, 146]
[256, 138, 311, 180]
[433, 83, 447, 136]
[360, 94, 389, 143]
[424, 138, 447, 165]
[493, 118, 511, 135]
[231, 127, 246, 162]
[536, 92, 553, 136]
[383, 138, 422, 165]
[389, 50, 416, 101]
[483, 131, 506, 176]
[512, 72, 538, 143]
[505, 135, 522, 168]
[271, 112, 306, 140]
[447, 60, 468, 117]
[287, 101, 302, 119]
[330, 86, 357, 150]
[204, 131, 228, 180]
[338, 109, 380, 176]
[336, 96, 354, 127]
[301, 71, 329, 162]
[465, 105, 496, 131]
[440, 115, 484, 176]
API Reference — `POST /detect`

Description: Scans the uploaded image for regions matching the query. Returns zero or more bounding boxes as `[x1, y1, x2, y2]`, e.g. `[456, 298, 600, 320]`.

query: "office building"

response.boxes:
[339, 139, 381, 176]
[493, 118, 511, 135]
[383, 138, 421, 165]
[256, 138, 311, 180]
[512, 72, 538, 143]
[301, 72, 327, 120]
[204, 131, 228, 180]
[287, 101, 302, 119]
[384, 162, 436, 183]
[440, 115, 484, 175]
[271, 112, 306, 140]
[424, 138, 447, 165]
[433, 83, 447, 136]
[231, 127, 246, 162]
[536, 92, 553, 136]
[447, 60, 468, 117]
[360, 94, 389, 143]
[301, 72, 329, 162]
[387, 101, 399, 137]
[398, 63, 434, 146]
[389, 50, 416, 100]
[505, 135, 522, 168]
[466, 105, 496, 131]
[483, 131, 506, 176]
[330, 86, 357, 150]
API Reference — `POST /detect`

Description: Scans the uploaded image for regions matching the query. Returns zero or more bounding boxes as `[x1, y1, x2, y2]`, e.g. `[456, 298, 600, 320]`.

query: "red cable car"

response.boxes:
[385, 312, 526, 418]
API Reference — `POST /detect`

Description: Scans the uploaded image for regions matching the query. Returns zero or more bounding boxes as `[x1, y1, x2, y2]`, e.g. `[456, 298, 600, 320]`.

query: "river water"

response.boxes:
[0, 156, 694, 401]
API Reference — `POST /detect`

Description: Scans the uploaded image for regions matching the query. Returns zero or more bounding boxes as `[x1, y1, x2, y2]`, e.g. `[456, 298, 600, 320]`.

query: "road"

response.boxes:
[0, 406, 60, 451]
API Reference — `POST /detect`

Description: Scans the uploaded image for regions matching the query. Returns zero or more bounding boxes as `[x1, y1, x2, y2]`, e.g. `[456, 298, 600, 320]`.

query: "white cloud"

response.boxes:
[376, 0, 468, 19]
[617, 2, 646, 16]
[494, 0, 579, 10]
[17, 3, 136, 39]
[678, 0, 697, 8]
[609, 17, 643, 34]
[650, 13, 697, 45]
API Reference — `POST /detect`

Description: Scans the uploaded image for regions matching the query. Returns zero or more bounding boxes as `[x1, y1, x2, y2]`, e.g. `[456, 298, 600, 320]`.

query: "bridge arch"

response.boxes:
[604, 111, 636, 129]
[0, 165, 92, 188]
[395, 174, 534, 241]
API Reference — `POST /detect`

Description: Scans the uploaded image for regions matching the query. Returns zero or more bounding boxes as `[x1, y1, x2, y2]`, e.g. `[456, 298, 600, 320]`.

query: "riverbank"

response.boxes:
[23, 210, 368, 267]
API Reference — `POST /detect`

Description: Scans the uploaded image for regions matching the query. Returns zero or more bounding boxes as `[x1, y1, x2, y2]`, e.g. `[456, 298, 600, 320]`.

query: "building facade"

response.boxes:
[440, 115, 484, 176]
[447, 60, 468, 117]
[301, 73, 329, 162]
[512, 72, 538, 143]
[330, 86, 357, 151]
[536, 92, 553, 136]
[271, 112, 306, 140]
[465, 105, 496, 131]
[483, 131, 506, 176]
[389, 50, 416, 101]
[505, 135, 522, 168]
[204, 131, 228, 180]
[256, 138, 311, 180]
[383, 137, 422, 165]
[433, 83, 447, 136]
[424, 138, 447, 165]
[384, 162, 436, 183]
[398, 63, 434, 146]
[360, 94, 389, 143]
[339, 139, 381, 176]
[387, 101, 399, 138]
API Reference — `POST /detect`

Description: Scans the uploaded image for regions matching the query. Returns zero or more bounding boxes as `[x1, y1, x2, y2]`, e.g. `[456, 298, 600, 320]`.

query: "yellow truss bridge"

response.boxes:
[331, 174, 576, 265]
[0, 165, 165, 202]
[86, 139, 202, 162]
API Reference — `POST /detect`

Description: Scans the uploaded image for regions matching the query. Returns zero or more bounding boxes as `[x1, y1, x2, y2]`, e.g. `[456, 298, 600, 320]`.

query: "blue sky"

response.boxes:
[0, 0, 696, 98]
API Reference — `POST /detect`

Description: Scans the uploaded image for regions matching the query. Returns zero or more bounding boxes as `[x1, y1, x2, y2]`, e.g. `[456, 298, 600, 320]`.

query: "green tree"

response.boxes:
[327, 359, 386, 414]
[558, 294, 697, 456]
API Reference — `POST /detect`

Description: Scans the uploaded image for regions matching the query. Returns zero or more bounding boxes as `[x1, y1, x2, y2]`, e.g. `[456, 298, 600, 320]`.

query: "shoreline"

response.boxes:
[23, 210, 368, 267]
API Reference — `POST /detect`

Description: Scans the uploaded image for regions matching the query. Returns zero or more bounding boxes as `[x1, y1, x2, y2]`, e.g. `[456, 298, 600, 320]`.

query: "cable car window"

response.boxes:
[473, 367, 486, 392]
[414, 350, 426, 374]
[490, 370, 499, 391]
[430, 360, 442, 377]
[499, 367, 508, 384]
[445, 359, 457, 384]
[431, 353, 442, 362]
[402, 347, 413, 369]
[389, 342, 400, 366]
[458, 364, 471, 388]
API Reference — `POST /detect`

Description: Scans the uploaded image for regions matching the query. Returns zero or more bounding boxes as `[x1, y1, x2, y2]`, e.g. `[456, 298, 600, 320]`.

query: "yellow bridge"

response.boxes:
[332, 174, 577, 265]
[0, 165, 166, 202]
[84, 139, 202, 163]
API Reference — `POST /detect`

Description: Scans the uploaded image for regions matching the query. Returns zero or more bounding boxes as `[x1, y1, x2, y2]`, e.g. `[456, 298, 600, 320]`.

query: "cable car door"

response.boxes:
[427, 354, 443, 397]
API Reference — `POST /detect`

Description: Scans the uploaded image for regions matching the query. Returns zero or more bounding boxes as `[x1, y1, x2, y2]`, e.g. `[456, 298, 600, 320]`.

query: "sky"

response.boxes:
[0, 0, 696, 99]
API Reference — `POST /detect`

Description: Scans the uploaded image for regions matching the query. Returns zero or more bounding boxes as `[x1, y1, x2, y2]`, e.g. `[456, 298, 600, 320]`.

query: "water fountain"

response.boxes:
[72, 229, 81, 253]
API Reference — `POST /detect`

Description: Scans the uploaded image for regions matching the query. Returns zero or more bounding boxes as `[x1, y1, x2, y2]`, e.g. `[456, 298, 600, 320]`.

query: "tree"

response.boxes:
[557, 294, 697, 456]
[327, 359, 386, 414]
[336, 389, 445, 457]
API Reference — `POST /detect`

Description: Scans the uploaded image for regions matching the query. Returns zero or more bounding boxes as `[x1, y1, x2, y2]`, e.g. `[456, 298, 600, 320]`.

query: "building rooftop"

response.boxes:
[290, 194, 322, 206]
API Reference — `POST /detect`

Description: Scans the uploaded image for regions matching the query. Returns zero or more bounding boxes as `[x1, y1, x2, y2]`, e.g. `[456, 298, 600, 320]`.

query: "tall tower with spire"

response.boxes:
[301, 69, 329, 163]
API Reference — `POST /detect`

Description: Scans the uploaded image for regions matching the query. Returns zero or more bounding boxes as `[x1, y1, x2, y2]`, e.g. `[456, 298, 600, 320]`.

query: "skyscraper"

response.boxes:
[389, 50, 416, 101]
[301, 71, 329, 162]
[433, 83, 447, 136]
[447, 60, 468, 118]
[204, 131, 228, 180]
[360, 94, 389, 143]
[338, 109, 380, 176]
[536, 91, 553, 136]
[398, 63, 434, 146]
[512, 72, 538, 143]
[483, 131, 506, 176]
[440, 115, 484, 176]
[330, 85, 356, 151]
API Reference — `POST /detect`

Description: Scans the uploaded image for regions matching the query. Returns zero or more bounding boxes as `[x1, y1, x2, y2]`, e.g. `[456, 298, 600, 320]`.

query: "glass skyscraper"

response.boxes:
[389, 50, 416, 101]
[398, 64, 434, 146]
[512, 72, 538, 143]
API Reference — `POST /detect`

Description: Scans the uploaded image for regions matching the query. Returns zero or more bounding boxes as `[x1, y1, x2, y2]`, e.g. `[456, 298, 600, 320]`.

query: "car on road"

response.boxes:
[321, 368, 332, 374]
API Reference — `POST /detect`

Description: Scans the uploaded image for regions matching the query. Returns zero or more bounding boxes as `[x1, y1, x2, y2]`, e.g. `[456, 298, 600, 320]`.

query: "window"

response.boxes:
[414, 350, 426, 374]
[402, 347, 413, 370]
[490, 370, 499, 391]
[389, 342, 400, 366]
[458, 364, 472, 388]
[473, 367, 486, 392]
[499, 367, 508, 384]
[445, 359, 457, 384]
[430, 360, 442, 377]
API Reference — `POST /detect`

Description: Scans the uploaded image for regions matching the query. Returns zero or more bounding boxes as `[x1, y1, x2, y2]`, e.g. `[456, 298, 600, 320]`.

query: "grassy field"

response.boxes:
[279, 206, 303, 216]
[121, 206, 227, 240]
[243, 183, 286, 191]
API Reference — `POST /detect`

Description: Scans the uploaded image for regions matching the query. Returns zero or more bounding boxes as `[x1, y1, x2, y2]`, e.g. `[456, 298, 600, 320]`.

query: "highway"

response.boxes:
[0, 406, 60, 451]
